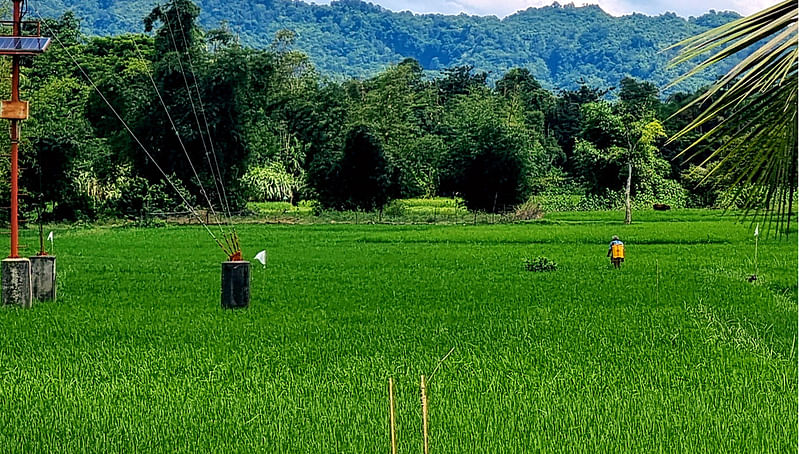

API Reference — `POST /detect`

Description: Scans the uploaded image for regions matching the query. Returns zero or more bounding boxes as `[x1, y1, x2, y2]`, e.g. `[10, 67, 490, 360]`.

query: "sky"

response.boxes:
[316, 0, 783, 19]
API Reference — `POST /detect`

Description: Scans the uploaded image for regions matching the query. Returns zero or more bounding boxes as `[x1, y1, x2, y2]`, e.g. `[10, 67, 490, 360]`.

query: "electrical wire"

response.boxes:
[122, 29, 228, 233]
[161, 2, 234, 226]
[31, 4, 236, 257]
[170, 1, 234, 225]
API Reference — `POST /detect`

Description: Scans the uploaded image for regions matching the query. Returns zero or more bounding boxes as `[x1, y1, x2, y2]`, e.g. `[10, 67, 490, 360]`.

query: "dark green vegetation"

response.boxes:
[0, 210, 796, 451]
[35, 0, 746, 91]
[313, 125, 393, 211]
[1, 1, 753, 228]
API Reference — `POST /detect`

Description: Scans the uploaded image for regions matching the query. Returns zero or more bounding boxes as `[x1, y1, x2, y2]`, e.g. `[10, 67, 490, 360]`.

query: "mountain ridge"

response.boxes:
[33, 0, 744, 92]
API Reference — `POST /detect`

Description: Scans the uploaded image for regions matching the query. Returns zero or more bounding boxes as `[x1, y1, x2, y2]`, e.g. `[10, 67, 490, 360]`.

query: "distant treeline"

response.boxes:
[0, 1, 737, 222]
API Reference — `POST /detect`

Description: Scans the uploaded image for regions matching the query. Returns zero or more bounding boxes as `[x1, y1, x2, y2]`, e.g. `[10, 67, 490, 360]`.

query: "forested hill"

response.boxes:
[34, 0, 742, 91]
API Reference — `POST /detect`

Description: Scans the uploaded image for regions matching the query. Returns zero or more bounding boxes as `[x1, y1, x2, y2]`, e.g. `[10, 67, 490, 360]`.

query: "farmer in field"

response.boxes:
[607, 235, 624, 268]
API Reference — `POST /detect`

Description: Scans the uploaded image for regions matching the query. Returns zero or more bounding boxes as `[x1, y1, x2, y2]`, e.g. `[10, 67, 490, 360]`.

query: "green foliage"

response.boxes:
[112, 173, 196, 217]
[311, 125, 394, 211]
[3, 3, 757, 225]
[348, 60, 444, 198]
[35, 1, 748, 92]
[522, 256, 558, 272]
[533, 191, 621, 212]
[242, 162, 300, 202]
[441, 93, 539, 212]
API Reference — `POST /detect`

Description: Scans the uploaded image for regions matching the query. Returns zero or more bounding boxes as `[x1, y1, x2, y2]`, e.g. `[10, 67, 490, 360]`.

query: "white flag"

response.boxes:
[47, 231, 54, 242]
[254, 250, 267, 267]
[754, 224, 759, 237]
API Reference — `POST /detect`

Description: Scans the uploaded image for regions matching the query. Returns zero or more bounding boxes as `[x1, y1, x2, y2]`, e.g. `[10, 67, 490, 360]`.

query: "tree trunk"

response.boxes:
[624, 161, 632, 225]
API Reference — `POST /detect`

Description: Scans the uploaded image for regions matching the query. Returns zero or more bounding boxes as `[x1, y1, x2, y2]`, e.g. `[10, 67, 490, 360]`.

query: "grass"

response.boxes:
[0, 209, 796, 452]
[246, 197, 494, 224]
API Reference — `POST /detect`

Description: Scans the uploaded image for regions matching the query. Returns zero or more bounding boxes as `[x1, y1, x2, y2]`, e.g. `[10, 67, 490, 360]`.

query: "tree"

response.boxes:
[441, 93, 537, 212]
[668, 0, 797, 232]
[618, 77, 659, 116]
[579, 101, 677, 220]
[496, 68, 556, 133]
[618, 119, 667, 224]
[312, 125, 393, 212]
[136, 0, 253, 211]
[349, 60, 443, 197]
[435, 65, 487, 102]
[547, 82, 611, 170]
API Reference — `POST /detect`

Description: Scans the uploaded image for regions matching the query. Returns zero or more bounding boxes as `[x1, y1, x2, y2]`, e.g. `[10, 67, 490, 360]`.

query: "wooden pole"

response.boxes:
[389, 377, 397, 454]
[421, 375, 429, 454]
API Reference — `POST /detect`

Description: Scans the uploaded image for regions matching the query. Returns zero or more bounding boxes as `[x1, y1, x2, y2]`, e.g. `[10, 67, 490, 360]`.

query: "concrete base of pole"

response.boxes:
[221, 261, 250, 309]
[30, 255, 56, 301]
[2, 257, 31, 308]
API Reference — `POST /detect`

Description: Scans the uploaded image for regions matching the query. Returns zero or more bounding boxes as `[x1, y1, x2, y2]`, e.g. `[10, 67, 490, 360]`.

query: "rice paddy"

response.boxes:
[0, 209, 796, 452]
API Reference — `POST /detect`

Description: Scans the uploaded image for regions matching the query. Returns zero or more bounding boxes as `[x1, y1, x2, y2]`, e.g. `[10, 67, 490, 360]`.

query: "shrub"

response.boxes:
[514, 200, 543, 220]
[112, 174, 195, 218]
[242, 162, 301, 203]
[523, 256, 558, 272]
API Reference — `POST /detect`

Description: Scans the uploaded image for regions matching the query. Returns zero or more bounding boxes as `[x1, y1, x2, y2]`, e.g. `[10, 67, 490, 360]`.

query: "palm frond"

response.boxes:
[666, 0, 798, 235]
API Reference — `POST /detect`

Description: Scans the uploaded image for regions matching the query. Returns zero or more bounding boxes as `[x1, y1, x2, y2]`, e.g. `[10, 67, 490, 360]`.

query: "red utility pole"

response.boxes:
[0, 0, 50, 307]
[8, 0, 20, 258]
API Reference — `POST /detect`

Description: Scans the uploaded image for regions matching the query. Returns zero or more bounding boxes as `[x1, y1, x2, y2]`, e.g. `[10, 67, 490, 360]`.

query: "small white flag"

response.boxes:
[47, 231, 54, 242]
[254, 250, 267, 268]
[754, 224, 759, 237]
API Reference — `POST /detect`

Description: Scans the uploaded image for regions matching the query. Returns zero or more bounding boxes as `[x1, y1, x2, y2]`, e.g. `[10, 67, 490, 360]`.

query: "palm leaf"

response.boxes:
[666, 0, 798, 235]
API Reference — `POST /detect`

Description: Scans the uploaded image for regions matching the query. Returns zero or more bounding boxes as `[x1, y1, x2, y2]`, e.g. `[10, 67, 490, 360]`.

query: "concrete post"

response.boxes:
[221, 261, 250, 309]
[2, 257, 31, 307]
[30, 255, 56, 301]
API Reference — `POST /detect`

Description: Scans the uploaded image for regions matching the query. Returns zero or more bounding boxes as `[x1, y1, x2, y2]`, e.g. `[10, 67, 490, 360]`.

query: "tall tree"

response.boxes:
[314, 125, 393, 211]
[441, 92, 539, 212]
[547, 82, 611, 170]
[350, 60, 443, 197]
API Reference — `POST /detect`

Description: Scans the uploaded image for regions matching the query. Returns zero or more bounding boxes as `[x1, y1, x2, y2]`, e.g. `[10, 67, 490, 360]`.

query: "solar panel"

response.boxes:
[0, 37, 50, 54]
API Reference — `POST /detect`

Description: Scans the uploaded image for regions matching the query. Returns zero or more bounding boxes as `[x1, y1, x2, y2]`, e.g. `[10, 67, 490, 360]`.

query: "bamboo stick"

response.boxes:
[389, 377, 397, 454]
[754, 231, 759, 278]
[421, 375, 429, 454]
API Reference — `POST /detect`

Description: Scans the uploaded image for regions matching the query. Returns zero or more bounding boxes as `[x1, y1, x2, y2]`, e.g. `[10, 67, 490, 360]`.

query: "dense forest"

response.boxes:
[33, 0, 746, 92]
[1, 0, 741, 222]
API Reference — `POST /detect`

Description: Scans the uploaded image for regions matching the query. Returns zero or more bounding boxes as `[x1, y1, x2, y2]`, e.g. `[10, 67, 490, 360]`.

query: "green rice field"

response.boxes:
[0, 210, 796, 452]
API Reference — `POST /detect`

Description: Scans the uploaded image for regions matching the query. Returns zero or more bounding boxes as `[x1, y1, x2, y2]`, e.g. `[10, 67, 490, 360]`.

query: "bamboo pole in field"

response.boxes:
[421, 375, 429, 454]
[389, 377, 397, 454]
[754, 228, 759, 278]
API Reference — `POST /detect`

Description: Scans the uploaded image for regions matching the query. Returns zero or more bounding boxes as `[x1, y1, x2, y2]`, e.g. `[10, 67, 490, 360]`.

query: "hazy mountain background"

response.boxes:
[32, 0, 743, 92]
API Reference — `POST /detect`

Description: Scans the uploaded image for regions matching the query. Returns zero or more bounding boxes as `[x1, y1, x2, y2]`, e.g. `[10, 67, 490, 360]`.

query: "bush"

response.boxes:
[383, 200, 406, 217]
[523, 256, 558, 272]
[533, 190, 621, 212]
[514, 200, 543, 220]
[242, 162, 301, 203]
[460, 145, 529, 212]
[112, 174, 195, 218]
